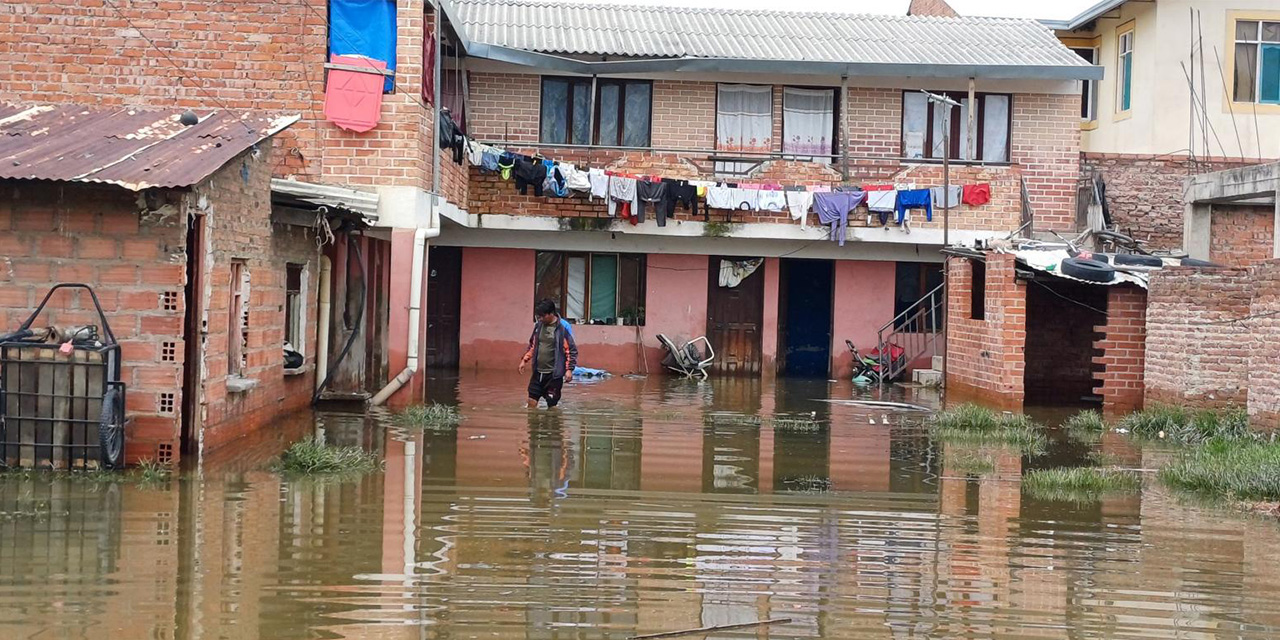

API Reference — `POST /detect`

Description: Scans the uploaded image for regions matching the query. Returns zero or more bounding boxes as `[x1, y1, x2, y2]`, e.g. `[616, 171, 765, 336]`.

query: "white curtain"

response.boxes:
[902, 92, 927, 159]
[982, 95, 1010, 162]
[716, 84, 772, 175]
[566, 256, 587, 320]
[718, 258, 763, 288]
[782, 87, 835, 164]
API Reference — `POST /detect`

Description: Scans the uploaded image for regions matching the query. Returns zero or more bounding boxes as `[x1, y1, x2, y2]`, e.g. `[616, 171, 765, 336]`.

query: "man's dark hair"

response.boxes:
[534, 298, 557, 317]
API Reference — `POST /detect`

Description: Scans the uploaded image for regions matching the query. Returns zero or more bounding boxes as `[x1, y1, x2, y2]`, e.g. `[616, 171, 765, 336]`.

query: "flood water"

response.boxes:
[3, 373, 1280, 639]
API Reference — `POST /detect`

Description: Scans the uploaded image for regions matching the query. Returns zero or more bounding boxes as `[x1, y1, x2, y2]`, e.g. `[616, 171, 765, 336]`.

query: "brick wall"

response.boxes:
[1093, 285, 1147, 413]
[1081, 154, 1268, 251]
[1144, 267, 1253, 409]
[1248, 261, 1280, 430]
[908, 0, 959, 17]
[193, 145, 319, 454]
[1011, 93, 1080, 233]
[1209, 204, 1275, 268]
[945, 253, 1026, 403]
[0, 0, 458, 202]
[1023, 279, 1107, 404]
[0, 180, 187, 465]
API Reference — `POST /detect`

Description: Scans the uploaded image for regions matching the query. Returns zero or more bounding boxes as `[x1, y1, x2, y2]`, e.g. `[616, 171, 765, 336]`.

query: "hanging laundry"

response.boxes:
[323, 55, 386, 133]
[481, 148, 500, 173]
[706, 183, 734, 210]
[866, 189, 898, 226]
[784, 190, 814, 228]
[498, 152, 515, 180]
[665, 179, 699, 220]
[542, 160, 568, 197]
[635, 180, 668, 225]
[962, 183, 991, 206]
[438, 108, 464, 164]
[588, 169, 609, 200]
[608, 175, 638, 219]
[895, 188, 933, 225]
[718, 258, 763, 288]
[514, 157, 547, 196]
[466, 140, 485, 166]
[730, 187, 759, 211]
[931, 185, 963, 210]
[328, 0, 397, 91]
[757, 189, 786, 213]
[813, 190, 866, 246]
[560, 163, 591, 192]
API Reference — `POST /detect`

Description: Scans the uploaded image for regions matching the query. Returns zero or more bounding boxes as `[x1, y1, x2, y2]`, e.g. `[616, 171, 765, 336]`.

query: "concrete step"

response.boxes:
[913, 368, 942, 386]
[932, 355, 944, 371]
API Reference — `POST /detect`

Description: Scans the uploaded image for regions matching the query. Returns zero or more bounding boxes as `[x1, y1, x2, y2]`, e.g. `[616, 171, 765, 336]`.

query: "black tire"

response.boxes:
[98, 387, 125, 470]
[1113, 253, 1164, 267]
[1179, 257, 1222, 268]
[1061, 257, 1116, 283]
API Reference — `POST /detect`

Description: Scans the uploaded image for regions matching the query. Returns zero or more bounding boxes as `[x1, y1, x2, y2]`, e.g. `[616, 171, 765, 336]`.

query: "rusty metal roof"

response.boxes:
[0, 103, 299, 191]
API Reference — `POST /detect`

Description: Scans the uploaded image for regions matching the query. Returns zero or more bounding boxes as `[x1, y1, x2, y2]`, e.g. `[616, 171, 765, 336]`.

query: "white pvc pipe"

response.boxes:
[370, 225, 439, 406]
[315, 256, 332, 393]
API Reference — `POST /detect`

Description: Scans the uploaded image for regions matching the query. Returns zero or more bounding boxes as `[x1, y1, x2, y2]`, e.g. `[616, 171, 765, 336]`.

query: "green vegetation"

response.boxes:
[945, 449, 996, 474]
[275, 438, 380, 477]
[135, 459, 173, 485]
[396, 403, 464, 430]
[1119, 404, 1258, 446]
[703, 221, 736, 237]
[1159, 440, 1280, 501]
[1023, 467, 1141, 502]
[1062, 409, 1107, 443]
[929, 404, 1047, 455]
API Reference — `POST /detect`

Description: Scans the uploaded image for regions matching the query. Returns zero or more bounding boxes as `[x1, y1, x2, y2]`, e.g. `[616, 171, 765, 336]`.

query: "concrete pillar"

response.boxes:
[1184, 202, 1212, 260]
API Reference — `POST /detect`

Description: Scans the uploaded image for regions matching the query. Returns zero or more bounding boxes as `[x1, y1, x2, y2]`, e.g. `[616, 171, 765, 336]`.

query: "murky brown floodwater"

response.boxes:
[2, 373, 1280, 639]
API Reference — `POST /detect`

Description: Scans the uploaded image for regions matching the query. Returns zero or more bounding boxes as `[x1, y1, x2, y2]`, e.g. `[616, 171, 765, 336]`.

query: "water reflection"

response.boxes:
[0, 374, 1279, 638]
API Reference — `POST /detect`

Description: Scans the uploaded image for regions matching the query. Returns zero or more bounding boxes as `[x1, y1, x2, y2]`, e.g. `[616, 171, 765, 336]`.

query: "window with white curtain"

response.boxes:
[900, 91, 1011, 163]
[534, 252, 647, 325]
[715, 84, 772, 174]
[782, 87, 837, 164]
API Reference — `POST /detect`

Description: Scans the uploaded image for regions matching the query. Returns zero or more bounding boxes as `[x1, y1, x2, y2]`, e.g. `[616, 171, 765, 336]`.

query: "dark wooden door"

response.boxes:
[425, 245, 462, 369]
[706, 257, 765, 375]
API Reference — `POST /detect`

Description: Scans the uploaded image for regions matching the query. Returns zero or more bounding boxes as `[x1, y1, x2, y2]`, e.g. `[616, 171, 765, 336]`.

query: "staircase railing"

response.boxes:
[877, 282, 945, 386]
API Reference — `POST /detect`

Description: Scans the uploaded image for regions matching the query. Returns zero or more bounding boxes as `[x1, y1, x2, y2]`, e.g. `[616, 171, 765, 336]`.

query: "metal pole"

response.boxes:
[431, 0, 443, 195]
[918, 90, 961, 396]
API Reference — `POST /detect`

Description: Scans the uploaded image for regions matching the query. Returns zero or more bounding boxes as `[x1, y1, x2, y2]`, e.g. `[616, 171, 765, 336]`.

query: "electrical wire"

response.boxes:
[1028, 278, 1108, 316]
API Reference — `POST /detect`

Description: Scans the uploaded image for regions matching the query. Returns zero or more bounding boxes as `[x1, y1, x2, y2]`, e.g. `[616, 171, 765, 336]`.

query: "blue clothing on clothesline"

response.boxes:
[328, 0, 398, 92]
[895, 189, 933, 223]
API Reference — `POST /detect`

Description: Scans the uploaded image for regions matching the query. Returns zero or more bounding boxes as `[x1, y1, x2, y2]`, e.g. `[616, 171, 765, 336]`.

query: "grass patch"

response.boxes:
[275, 438, 380, 477]
[1062, 409, 1106, 443]
[1159, 439, 1280, 501]
[929, 404, 1047, 455]
[1023, 467, 1141, 502]
[703, 221, 736, 237]
[1119, 405, 1259, 446]
[945, 450, 996, 474]
[396, 403, 463, 430]
[771, 416, 823, 432]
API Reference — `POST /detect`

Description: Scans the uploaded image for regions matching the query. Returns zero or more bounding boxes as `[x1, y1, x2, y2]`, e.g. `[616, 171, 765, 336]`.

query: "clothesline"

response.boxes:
[460, 138, 994, 247]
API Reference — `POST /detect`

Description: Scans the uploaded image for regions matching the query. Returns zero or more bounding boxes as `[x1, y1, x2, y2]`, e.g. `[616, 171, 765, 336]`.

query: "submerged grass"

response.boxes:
[275, 438, 380, 478]
[1023, 467, 1141, 502]
[1159, 439, 1280, 501]
[929, 404, 1048, 455]
[396, 403, 464, 430]
[945, 449, 996, 474]
[1119, 405, 1260, 446]
[1063, 410, 1107, 443]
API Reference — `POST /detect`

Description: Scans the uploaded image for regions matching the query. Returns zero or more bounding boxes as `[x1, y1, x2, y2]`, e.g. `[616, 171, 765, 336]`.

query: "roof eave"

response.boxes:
[1040, 0, 1128, 32]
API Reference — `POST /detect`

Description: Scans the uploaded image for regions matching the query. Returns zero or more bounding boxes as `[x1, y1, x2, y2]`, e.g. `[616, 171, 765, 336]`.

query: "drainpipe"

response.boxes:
[315, 255, 332, 393]
[370, 224, 441, 406]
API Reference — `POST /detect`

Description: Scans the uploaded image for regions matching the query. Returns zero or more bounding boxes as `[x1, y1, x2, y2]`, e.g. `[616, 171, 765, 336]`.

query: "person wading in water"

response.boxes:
[518, 299, 578, 408]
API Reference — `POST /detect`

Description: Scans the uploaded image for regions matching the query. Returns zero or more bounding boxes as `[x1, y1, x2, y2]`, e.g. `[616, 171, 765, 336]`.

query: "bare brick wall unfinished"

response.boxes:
[1210, 204, 1275, 268]
[0, 181, 187, 464]
[1093, 286, 1147, 413]
[1248, 260, 1280, 430]
[945, 253, 1027, 403]
[1144, 267, 1253, 409]
[195, 145, 319, 453]
[0, 0, 463, 204]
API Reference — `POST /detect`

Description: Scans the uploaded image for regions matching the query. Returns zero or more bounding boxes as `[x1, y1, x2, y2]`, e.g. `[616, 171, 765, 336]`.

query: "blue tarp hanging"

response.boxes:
[329, 0, 397, 92]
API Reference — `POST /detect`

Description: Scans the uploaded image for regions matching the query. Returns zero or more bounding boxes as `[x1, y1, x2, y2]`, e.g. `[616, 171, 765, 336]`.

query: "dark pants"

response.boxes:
[527, 372, 564, 407]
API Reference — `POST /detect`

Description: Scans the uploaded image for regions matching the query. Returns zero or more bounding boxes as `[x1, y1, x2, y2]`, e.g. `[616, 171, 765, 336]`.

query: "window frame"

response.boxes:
[228, 260, 249, 376]
[899, 90, 1012, 164]
[539, 76, 593, 145]
[970, 259, 986, 321]
[1116, 26, 1135, 114]
[1070, 46, 1100, 121]
[285, 263, 306, 357]
[534, 251, 647, 325]
[595, 79, 653, 148]
[780, 85, 841, 162]
[1233, 18, 1280, 105]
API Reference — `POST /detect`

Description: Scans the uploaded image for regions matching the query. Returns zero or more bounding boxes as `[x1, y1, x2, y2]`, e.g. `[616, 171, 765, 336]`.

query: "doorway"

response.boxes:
[778, 259, 833, 377]
[425, 245, 462, 370]
[180, 214, 206, 458]
[706, 257, 765, 375]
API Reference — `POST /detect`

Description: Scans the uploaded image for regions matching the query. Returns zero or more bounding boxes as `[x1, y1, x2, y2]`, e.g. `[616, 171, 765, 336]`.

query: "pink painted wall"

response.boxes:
[761, 258, 780, 375]
[386, 229, 431, 406]
[830, 260, 897, 379]
[457, 248, 711, 374]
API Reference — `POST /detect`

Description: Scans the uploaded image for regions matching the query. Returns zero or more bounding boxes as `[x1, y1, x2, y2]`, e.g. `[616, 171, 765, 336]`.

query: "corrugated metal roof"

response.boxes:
[451, 0, 1092, 72]
[0, 103, 299, 191]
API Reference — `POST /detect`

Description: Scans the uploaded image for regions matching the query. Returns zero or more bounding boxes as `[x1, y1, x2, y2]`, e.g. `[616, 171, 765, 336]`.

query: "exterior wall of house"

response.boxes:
[0, 181, 188, 465]
[1248, 260, 1280, 429]
[193, 145, 320, 455]
[1209, 203, 1276, 267]
[1093, 285, 1148, 413]
[1144, 266, 1253, 409]
[944, 254, 1027, 406]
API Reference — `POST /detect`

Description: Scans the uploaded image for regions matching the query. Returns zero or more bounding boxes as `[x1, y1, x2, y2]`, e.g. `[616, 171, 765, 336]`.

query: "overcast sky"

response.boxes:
[577, 0, 1096, 20]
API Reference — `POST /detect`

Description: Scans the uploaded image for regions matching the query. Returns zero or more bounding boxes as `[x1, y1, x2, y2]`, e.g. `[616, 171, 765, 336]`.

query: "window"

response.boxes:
[596, 80, 652, 147]
[540, 77, 592, 145]
[715, 84, 772, 174]
[1234, 20, 1280, 104]
[782, 87, 838, 163]
[901, 91, 1011, 162]
[328, 0, 397, 93]
[1117, 28, 1134, 112]
[970, 259, 986, 321]
[1071, 47, 1099, 120]
[228, 260, 249, 375]
[285, 264, 305, 355]
[534, 252, 646, 325]
[894, 262, 944, 331]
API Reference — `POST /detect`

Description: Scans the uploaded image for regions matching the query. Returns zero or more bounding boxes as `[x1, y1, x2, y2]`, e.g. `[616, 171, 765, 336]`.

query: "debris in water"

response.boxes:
[629, 618, 792, 640]
[468, 435, 487, 440]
